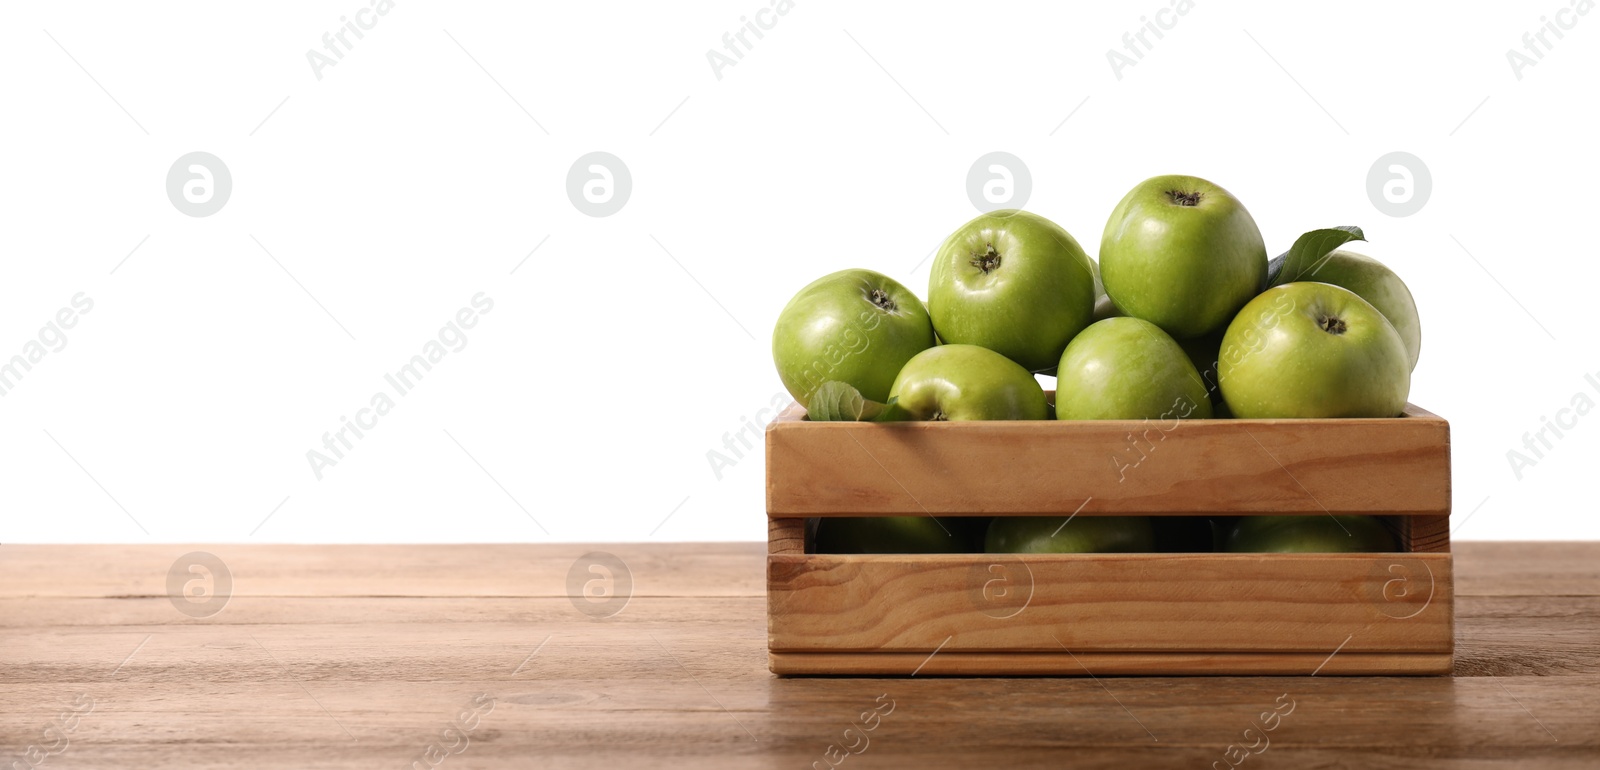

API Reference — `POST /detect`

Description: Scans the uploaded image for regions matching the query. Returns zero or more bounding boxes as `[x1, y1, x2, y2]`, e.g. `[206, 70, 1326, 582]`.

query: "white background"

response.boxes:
[0, 1, 1593, 543]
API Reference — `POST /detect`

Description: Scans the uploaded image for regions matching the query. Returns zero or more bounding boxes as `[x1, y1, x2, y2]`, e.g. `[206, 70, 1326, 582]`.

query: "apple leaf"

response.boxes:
[807, 381, 892, 422]
[1266, 226, 1366, 288]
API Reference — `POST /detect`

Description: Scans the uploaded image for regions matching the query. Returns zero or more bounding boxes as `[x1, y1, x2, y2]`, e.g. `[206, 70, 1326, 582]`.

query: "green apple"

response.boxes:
[985, 516, 1155, 554]
[1218, 283, 1410, 418]
[1100, 175, 1267, 339]
[1225, 515, 1396, 553]
[929, 210, 1097, 372]
[815, 516, 980, 554]
[772, 269, 935, 404]
[1277, 249, 1422, 371]
[889, 344, 1048, 421]
[1055, 318, 1213, 420]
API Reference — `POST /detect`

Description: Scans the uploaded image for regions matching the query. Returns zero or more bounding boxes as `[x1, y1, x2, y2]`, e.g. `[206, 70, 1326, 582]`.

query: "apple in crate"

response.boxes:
[986, 516, 1156, 553]
[1272, 248, 1422, 371]
[1225, 515, 1397, 553]
[888, 344, 1049, 421]
[1099, 175, 1267, 339]
[1054, 317, 1212, 421]
[1217, 282, 1410, 418]
[928, 210, 1097, 372]
[772, 269, 935, 404]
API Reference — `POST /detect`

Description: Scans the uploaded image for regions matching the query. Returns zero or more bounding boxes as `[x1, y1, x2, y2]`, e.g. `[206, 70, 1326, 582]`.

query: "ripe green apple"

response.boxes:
[1217, 283, 1410, 418]
[772, 269, 935, 404]
[929, 210, 1096, 372]
[985, 516, 1155, 553]
[1224, 515, 1396, 553]
[1283, 249, 1422, 371]
[1055, 318, 1213, 420]
[815, 516, 982, 554]
[889, 344, 1048, 421]
[1100, 175, 1267, 339]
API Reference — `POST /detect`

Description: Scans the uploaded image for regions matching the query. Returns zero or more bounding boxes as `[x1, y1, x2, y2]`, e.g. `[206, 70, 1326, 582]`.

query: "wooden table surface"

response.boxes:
[2, 543, 1597, 768]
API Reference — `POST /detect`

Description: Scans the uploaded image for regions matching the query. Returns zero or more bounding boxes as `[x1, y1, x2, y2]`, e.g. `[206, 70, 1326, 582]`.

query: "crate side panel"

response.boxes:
[766, 413, 1449, 516]
[769, 651, 1453, 676]
[768, 553, 1453, 654]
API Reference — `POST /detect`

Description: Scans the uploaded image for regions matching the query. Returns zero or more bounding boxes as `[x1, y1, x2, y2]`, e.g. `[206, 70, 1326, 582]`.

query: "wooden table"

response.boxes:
[2, 543, 1596, 768]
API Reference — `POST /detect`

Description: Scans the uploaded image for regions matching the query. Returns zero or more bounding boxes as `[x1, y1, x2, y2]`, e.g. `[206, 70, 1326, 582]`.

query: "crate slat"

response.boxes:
[770, 651, 1454, 676]
[766, 403, 1449, 517]
[769, 553, 1452, 654]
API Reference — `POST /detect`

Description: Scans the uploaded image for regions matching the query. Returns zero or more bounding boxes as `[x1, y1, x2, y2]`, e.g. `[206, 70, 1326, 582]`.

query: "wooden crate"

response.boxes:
[764, 400, 1453, 676]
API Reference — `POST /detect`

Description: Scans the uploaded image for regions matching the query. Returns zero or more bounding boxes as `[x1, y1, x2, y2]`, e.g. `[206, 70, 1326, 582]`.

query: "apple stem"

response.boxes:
[970, 244, 1002, 274]
[1166, 190, 1203, 207]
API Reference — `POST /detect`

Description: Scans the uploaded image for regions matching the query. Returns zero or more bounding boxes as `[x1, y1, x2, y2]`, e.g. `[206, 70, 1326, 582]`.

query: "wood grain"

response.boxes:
[1383, 514, 1453, 553]
[1454, 541, 1600, 596]
[0, 544, 1594, 769]
[768, 518, 806, 555]
[0, 543, 764, 598]
[770, 651, 1454, 676]
[768, 553, 1453, 657]
[766, 401, 1450, 516]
